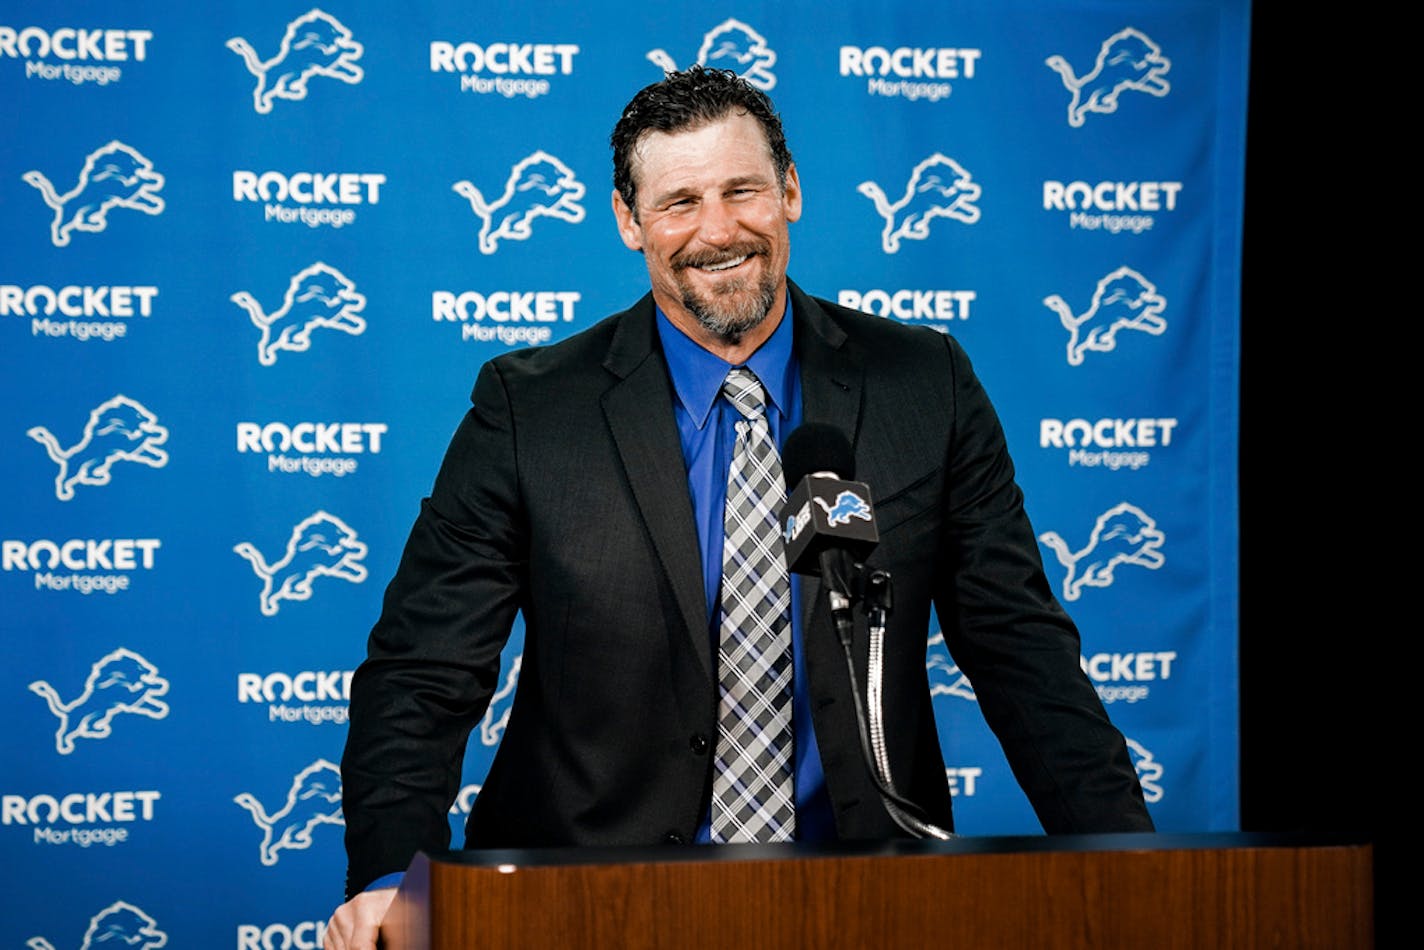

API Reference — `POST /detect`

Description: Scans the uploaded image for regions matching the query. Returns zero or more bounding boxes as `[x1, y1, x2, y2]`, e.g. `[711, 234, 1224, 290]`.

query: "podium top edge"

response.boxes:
[416, 830, 1372, 871]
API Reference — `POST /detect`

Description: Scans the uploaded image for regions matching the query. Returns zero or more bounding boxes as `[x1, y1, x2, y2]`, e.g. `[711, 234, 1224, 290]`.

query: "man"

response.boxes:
[325, 65, 1152, 950]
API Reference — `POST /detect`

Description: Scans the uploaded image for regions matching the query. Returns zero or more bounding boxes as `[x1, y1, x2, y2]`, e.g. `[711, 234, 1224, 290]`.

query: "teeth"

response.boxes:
[701, 256, 747, 272]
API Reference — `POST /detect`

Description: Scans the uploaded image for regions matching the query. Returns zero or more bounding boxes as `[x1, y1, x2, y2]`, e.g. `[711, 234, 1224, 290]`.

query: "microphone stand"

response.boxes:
[820, 553, 953, 840]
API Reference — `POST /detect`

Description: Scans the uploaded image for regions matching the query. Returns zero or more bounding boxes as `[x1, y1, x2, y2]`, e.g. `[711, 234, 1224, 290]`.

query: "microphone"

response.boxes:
[778, 424, 953, 842]
[779, 423, 879, 581]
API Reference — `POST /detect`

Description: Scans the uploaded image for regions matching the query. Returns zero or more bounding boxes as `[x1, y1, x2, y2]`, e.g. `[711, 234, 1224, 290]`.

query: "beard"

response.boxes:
[672, 242, 779, 344]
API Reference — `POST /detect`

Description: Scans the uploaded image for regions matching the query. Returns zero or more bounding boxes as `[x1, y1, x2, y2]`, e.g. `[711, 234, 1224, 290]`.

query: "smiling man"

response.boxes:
[326, 66, 1152, 950]
[611, 101, 799, 360]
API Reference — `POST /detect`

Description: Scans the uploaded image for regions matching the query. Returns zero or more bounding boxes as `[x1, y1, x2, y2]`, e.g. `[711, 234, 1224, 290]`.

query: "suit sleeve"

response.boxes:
[341, 360, 529, 898]
[932, 334, 1154, 834]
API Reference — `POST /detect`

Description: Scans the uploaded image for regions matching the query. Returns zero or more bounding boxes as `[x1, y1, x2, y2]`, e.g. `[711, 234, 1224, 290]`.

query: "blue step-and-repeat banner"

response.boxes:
[1, 1, 1249, 945]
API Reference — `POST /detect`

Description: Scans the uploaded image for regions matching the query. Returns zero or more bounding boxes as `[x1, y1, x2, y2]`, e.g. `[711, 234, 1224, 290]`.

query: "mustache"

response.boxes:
[672, 241, 769, 271]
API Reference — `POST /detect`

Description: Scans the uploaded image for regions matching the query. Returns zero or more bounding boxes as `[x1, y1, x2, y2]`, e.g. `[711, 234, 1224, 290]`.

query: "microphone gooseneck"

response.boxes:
[777, 424, 953, 840]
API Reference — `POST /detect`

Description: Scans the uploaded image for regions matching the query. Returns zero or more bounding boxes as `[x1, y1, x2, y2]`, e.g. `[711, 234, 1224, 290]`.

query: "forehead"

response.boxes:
[629, 113, 774, 199]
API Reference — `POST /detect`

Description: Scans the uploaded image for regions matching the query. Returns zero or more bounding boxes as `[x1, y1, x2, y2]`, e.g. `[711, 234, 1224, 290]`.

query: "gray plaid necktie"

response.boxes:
[711, 367, 796, 843]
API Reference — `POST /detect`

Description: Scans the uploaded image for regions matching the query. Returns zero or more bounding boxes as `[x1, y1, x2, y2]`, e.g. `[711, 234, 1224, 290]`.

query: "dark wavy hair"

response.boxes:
[611, 65, 794, 219]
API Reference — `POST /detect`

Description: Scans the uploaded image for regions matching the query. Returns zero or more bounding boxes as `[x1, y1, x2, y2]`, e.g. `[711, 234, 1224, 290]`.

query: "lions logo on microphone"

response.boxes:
[813, 490, 872, 527]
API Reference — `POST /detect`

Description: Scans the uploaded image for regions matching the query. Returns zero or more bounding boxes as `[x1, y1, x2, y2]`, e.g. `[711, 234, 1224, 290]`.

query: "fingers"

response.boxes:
[324, 888, 397, 950]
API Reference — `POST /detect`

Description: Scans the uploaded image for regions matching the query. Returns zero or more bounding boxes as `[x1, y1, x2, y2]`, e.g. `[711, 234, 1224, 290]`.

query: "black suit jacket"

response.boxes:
[341, 281, 1152, 897]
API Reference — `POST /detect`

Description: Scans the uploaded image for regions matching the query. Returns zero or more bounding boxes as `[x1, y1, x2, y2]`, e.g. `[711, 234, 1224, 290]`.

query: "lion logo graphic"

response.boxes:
[453, 151, 586, 254]
[29, 648, 171, 755]
[233, 759, 343, 865]
[646, 18, 778, 90]
[26, 900, 168, 950]
[230, 262, 368, 366]
[1038, 502, 1166, 602]
[233, 511, 368, 616]
[1045, 27, 1171, 128]
[858, 154, 982, 254]
[813, 491, 873, 527]
[27, 395, 170, 501]
[448, 783, 484, 817]
[926, 632, 976, 702]
[1126, 738, 1164, 803]
[226, 8, 364, 114]
[479, 654, 521, 746]
[22, 141, 165, 247]
[1043, 266, 1168, 366]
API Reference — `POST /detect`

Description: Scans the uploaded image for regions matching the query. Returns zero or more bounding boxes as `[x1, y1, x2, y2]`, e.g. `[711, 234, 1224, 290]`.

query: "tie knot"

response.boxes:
[722, 368, 767, 421]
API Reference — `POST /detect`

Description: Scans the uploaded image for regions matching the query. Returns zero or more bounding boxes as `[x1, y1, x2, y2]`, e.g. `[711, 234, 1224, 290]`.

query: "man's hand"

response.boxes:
[324, 887, 396, 950]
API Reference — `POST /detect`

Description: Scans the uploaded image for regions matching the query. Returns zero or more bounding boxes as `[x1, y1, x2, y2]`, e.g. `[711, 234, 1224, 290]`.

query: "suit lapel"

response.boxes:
[788, 281, 865, 631]
[791, 281, 862, 448]
[601, 296, 712, 682]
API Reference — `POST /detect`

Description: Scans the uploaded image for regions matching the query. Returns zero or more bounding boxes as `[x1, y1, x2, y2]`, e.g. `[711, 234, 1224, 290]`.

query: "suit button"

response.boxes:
[689, 733, 709, 754]
[664, 831, 686, 845]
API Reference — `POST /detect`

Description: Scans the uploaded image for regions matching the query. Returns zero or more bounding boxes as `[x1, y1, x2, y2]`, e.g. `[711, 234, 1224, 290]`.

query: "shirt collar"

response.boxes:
[655, 297, 796, 429]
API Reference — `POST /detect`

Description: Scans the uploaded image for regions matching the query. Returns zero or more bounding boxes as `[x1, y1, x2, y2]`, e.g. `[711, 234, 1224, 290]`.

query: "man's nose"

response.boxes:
[695, 197, 738, 245]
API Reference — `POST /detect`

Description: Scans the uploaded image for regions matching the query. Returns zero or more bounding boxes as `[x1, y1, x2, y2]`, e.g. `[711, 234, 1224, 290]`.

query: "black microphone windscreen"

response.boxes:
[782, 423, 854, 487]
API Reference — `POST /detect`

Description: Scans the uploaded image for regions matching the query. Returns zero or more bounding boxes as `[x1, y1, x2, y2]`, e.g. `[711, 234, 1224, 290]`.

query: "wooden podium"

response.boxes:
[380, 832, 1372, 949]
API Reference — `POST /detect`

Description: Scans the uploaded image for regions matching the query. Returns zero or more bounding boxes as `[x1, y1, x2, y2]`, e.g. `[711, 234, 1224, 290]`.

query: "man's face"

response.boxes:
[612, 112, 801, 351]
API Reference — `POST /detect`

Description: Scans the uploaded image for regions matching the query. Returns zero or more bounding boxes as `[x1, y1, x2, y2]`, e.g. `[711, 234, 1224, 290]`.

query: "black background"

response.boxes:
[1239, 3, 1390, 939]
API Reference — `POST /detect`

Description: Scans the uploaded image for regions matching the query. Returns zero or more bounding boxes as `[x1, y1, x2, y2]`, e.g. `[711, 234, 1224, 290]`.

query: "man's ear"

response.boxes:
[783, 163, 803, 224]
[611, 190, 644, 252]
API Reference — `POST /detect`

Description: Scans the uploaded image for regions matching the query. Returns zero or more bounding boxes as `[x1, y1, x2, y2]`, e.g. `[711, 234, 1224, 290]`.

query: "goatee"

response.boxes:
[674, 243, 778, 344]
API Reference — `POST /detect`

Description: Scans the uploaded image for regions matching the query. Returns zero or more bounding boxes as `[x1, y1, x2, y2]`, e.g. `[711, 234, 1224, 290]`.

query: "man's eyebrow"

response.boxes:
[722, 174, 772, 190]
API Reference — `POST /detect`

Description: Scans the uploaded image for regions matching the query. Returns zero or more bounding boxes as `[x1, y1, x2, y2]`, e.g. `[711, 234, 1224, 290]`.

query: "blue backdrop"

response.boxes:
[1, 1, 1249, 945]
